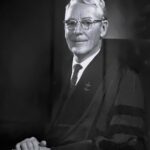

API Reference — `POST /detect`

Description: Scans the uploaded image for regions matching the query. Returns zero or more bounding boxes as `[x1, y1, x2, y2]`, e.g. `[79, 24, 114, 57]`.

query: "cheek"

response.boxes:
[65, 30, 68, 39]
[65, 27, 70, 37]
[65, 33, 73, 49]
[65, 30, 72, 41]
[90, 30, 100, 42]
[65, 32, 70, 42]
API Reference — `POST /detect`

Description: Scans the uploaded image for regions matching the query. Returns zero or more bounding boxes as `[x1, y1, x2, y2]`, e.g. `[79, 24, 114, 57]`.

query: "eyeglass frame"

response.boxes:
[63, 17, 107, 30]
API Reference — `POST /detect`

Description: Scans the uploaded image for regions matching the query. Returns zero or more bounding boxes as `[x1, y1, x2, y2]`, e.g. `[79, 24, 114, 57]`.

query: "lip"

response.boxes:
[74, 41, 87, 45]
[73, 40, 87, 42]
[72, 41, 87, 47]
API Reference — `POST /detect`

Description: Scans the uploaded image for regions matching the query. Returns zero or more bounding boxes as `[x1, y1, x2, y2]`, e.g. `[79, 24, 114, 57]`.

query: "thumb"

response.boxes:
[40, 140, 47, 146]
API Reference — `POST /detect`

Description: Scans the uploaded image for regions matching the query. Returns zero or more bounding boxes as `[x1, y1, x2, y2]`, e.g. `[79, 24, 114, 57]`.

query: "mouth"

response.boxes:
[73, 40, 87, 43]
[73, 41, 87, 46]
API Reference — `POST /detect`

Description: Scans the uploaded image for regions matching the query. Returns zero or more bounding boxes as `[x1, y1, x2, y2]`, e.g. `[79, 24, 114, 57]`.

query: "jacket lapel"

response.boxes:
[57, 49, 105, 125]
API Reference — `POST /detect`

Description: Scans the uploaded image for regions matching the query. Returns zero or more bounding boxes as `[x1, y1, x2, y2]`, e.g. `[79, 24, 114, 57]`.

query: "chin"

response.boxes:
[71, 47, 89, 54]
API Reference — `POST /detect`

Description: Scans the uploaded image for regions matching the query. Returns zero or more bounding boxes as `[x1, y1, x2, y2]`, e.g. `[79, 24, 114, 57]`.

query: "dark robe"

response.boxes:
[46, 40, 146, 150]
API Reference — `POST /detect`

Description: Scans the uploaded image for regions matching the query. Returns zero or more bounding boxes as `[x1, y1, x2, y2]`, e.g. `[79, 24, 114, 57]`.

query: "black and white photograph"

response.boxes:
[0, 0, 150, 149]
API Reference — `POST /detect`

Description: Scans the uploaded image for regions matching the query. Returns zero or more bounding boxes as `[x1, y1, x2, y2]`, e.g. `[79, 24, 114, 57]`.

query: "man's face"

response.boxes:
[64, 3, 108, 61]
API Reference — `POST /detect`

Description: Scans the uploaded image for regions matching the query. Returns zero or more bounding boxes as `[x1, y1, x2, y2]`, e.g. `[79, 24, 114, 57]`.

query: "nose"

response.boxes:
[74, 22, 82, 34]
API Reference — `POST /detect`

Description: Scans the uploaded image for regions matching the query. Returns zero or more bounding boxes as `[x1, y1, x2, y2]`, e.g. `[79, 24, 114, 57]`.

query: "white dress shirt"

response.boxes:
[71, 49, 101, 85]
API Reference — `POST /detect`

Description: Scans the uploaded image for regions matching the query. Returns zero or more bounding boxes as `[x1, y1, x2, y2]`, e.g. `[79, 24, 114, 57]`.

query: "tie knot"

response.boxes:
[73, 64, 82, 72]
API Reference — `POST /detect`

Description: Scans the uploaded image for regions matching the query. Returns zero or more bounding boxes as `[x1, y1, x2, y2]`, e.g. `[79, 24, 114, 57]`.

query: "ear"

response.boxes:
[100, 19, 108, 38]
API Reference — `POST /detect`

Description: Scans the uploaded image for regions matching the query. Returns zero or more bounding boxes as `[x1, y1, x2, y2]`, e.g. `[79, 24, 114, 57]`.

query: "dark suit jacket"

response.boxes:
[46, 40, 146, 150]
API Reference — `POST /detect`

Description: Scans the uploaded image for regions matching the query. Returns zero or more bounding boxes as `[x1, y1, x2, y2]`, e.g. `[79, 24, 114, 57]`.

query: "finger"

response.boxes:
[30, 137, 39, 142]
[30, 137, 40, 150]
[15, 138, 29, 150]
[20, 142, 28, 150]
[26, 140, 34, 150]
[16, 143, 21, 150]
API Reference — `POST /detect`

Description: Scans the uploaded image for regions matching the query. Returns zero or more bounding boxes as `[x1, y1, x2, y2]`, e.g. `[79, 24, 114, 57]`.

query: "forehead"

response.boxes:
[65, 3, 103, 20]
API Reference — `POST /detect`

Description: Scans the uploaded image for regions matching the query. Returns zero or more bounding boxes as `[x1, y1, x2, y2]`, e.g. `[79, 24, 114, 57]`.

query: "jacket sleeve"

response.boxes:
[95, 69, 146, 150]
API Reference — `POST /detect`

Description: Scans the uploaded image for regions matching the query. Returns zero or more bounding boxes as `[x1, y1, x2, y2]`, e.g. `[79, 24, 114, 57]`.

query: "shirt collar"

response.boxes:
[72, 49, 101, 70]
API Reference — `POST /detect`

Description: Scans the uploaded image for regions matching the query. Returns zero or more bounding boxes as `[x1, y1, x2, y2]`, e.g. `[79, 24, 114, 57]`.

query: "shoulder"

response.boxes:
[121, 67, 141, 85]
[121, 66, 142, 90]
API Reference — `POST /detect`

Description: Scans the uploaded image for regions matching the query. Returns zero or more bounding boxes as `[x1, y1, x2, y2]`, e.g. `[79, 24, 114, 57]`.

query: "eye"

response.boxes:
[66, 20, 77, 27]
[81, 20, 93, 26]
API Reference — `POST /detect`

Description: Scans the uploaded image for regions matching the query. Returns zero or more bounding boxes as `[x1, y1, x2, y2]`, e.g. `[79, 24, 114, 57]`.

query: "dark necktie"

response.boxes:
[71, 64, 82, 86]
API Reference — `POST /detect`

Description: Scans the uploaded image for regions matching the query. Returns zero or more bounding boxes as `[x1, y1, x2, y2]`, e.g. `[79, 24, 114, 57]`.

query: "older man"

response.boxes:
[15, 0, 145, 150]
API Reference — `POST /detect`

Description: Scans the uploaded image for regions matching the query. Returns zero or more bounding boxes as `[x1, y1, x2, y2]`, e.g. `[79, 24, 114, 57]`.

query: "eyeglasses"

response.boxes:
[63, 18, 105, 30]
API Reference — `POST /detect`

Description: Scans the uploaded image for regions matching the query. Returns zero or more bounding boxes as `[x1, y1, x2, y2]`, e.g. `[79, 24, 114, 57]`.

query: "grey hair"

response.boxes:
[65, 0, 106, 18]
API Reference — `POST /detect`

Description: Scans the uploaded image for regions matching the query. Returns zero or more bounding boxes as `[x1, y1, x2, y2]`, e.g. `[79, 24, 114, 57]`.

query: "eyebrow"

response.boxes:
[66, 17, 93, 20]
